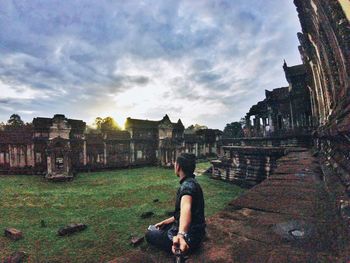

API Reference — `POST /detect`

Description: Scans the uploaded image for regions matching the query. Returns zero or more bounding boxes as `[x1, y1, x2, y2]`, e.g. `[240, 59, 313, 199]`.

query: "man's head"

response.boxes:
[174, 153, 196, 178]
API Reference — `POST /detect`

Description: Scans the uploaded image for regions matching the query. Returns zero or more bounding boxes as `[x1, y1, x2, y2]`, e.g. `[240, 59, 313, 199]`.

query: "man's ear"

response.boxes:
[175, 163, 181, 173]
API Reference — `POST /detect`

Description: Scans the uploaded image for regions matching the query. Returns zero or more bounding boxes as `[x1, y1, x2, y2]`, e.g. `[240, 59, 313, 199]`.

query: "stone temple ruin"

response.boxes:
[212, 0, 350, 192]
[0, 114, 222, 179]
[0, 0, 350, 261]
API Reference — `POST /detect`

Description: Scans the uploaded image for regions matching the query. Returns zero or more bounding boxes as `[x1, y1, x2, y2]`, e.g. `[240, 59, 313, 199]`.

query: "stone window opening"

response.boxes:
[55, 157, 64, 170]
[97, 153, 104, 163]
[278, 115, 283, 130]
[36, 152, 42, 163]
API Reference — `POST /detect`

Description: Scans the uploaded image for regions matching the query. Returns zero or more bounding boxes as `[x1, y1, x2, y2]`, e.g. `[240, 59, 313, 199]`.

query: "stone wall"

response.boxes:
[212, 146, 286, 187]
[244, 63, 313, 138]
[0, 115, 223, 175]
[294, 0, 350, 189]
[222, 135, 312, 148]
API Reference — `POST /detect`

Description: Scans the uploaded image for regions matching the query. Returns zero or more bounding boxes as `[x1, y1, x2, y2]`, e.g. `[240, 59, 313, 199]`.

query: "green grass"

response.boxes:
[0, 166, 244, 262]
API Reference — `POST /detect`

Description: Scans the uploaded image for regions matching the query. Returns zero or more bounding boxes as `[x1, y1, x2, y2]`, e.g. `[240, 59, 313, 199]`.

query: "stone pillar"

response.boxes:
[83, 141, 87, 166]
[30, 144, 35, 166]
[13, 146, 17, 167]
[8, 145, 13, 167]
[289, 97, 294, 129]
[47, 156, 52, 175]
[20, 147, 25, 167]
[130, 142, 135, 163]
[65, 156, 69, 174]
[103, 142, 107, 165]
[265, 156, 271, 178]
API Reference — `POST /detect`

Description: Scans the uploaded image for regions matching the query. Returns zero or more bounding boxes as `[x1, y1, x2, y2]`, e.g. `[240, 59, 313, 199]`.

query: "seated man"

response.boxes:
[145, 153, 206, 255]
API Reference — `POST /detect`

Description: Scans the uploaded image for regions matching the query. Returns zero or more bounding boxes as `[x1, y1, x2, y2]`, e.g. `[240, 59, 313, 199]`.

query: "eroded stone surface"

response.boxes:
[4, 228, 23, 241]
[5, 251, 27, 263]
[130, 236, 144, 246]
[57, 223, 87, 236]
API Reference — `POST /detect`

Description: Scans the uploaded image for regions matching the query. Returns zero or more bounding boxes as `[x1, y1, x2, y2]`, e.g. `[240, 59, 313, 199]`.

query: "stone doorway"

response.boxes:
[46, 138, 72, 180]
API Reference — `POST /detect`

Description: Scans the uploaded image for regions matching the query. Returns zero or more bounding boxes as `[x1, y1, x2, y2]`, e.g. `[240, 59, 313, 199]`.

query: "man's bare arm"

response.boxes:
[172, 195, 192, 253]
[155, 216, 175, 228]
[178, 195, 192, 233]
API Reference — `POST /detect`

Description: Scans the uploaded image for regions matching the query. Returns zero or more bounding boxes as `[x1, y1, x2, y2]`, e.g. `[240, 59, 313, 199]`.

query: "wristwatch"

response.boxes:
[177, 231, 187, 238]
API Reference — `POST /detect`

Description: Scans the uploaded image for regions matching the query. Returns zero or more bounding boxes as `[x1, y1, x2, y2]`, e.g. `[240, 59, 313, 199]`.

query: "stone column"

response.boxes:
[103, 142, 107, 165]
[47, 156, 52, 175]
[289, 97, 294, 129]
[83, 141, 87, 166]
[65, 156, 70, 174]
[20, 147, 25, 167]
[130, 142, 135, 163]
[8, 146, 12, 167]
[12, 146, 17, 167]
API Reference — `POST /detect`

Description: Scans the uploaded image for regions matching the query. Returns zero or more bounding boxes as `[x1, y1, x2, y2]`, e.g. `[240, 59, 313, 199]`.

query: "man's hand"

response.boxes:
[155, 216, 175, 229]
[172, 235, 189, 254]
[154, 221, 165, 229]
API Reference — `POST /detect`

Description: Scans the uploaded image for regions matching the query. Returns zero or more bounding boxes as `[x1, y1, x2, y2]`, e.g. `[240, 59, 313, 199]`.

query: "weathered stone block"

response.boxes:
[4, 228, 23, 241]
[130, 236, 144, 246]
[5, 251, 27, 263]
[58, 223, 87, 236]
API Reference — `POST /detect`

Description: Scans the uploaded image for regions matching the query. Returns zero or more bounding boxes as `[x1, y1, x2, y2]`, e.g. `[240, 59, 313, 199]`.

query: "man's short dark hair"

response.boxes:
[176, 153, 196, 177]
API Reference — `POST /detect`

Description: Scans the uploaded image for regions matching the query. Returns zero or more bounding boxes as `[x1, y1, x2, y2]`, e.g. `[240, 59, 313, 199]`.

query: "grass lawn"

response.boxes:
[0, 164, 244, 262]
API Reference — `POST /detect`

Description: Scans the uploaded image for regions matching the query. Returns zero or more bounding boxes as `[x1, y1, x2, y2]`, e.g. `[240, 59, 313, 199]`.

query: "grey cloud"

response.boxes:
[0, 0, 302, 129]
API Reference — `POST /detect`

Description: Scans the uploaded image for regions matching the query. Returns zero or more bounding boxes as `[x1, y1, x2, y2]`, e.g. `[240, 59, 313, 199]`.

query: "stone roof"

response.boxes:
[174, 119, 185, 130]
[33, 115, 85, 132]
[67, 119, 86, 131]
[195, 129, 223, 143]
[125, 114, 184, 130]
[265, 87, 289, 101]
[0, 129, 33, 144]
[33, 117, 52, 129]
[125, 118, 159, 129]
[283, 61, 306, 78]
[247, 100, 268, 116]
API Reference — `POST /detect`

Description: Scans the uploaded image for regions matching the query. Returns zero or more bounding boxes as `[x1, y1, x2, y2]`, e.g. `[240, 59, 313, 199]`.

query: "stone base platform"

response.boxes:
[110, 148, 349, 262]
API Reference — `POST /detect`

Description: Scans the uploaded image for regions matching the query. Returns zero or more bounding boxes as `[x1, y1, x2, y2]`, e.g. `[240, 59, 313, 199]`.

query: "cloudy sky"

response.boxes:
[0, 0, 302, 129]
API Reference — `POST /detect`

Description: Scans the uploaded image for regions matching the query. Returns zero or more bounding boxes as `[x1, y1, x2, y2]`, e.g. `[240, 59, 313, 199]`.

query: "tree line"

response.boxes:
[0, 114, 245, 138]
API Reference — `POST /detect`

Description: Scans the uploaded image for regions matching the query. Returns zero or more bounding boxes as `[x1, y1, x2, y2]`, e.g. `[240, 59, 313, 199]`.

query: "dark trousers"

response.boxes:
[145, 224, 173, 253]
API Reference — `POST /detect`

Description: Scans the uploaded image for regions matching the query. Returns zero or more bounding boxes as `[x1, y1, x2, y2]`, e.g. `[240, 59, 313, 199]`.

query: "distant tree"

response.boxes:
[6, 114, 24, 128]
[90, 117, 121, 133]
[94, 117, 103, 130]
[223, 122, 244, 138]
[100, 117, 121, 132]
[185, 124, 208, 134]
[85, 125, 99, 134]
[0, 122, 5, 131]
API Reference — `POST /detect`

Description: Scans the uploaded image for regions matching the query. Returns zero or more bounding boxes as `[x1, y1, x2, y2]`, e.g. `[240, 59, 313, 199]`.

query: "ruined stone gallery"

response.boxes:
[0, 114, 222, 178]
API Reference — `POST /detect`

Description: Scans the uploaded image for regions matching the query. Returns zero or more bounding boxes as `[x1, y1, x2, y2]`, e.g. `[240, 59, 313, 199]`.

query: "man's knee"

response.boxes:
[145, 230, 153, 243]
[145, 229, 160, 245]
